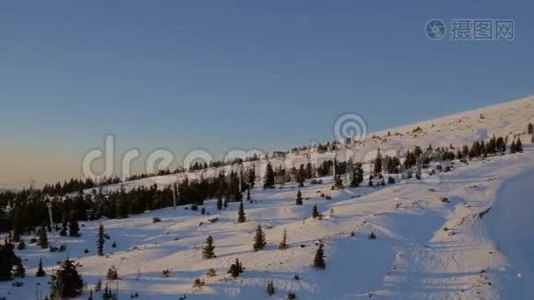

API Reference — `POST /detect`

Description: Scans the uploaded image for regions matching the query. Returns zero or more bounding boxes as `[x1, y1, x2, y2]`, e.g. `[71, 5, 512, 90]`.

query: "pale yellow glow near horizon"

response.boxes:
[0, 143, 81, 190]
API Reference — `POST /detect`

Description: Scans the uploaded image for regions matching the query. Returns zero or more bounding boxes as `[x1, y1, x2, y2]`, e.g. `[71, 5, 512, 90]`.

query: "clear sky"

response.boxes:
[1, 0, 533, 189]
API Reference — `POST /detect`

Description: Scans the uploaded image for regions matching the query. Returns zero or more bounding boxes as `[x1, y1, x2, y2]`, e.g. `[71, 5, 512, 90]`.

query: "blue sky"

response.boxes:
[1, 0, 533, 188]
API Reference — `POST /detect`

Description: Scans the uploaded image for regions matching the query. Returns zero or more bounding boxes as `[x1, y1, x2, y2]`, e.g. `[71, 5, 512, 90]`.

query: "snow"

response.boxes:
[1, 96, 533, 299]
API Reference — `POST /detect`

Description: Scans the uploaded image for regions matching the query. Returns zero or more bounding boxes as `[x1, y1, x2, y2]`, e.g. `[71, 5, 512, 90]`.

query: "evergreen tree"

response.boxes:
[69, 217, 81, 237]
[202, 235, 216, 259]
[528, 122, 533, 135]
[374, 148, 382, 175]
[0, 243, 19, 280]
[266, 280, 276, 296]
[97, 223, 105, 256]
[295, 190, 303, 206]
[278, 229, 288, 250]
[216, 197, 223, 211]
[350, 163, 363, 187]
[263, 163, 275, 189]
[313, 243, 326, 269]
[36, 258, 46, 277]
[228, 258, 244, 278]
[312, 205, 320, 219]
[297, 165, 305, 187]
[50, 259, 84, 298]
[59, 220, 68, 237]
[237, 201, 246, 223]
[516, 138, 523, 152]
[38, 225, 49, 249]
[253, 225, 267, 251]
[248, 167, 256, 188]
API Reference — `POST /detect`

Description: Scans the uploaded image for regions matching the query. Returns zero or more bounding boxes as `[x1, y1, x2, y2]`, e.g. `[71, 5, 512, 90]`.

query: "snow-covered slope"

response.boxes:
[1, 96, 533, 300]
[93, 95, 534, 193]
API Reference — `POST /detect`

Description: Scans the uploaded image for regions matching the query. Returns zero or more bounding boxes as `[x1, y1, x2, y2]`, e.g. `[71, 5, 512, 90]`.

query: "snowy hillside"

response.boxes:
[90, 95, 534, 194]
[1, 96, 533, 300]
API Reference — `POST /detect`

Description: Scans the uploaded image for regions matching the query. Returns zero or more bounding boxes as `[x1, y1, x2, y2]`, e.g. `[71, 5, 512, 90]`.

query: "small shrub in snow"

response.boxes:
[192, 278, 205, 288]
[162, 268, 171, 278]
[227, 258, 244, 278]
[266, 280, 275, 296]
[312, 205, 320, 219]
[206, 268, 217, 278]
[286, 291, 296, 300]
[295, 190, 303, 205]
[106, 265, 119, 281]
[368, 232, 377, 240]
[152, 217, 162, 223]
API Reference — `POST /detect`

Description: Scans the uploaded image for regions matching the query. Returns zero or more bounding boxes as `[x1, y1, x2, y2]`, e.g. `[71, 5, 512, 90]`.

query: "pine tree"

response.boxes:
[295, 190, 303, 206]
[36, 258, 46, 277]
[59, 220, 68, 237]
[38, 225, 49, 249]
[312, 205, 320, 219]
[266, 280, 276, 296]
[516, 138, 523, 152]
[97, 223, 105, 256]
[0, 243, 19, 280]
[253, 225, 267, 251]
[228, 258, 244, 278]
[374, 148, 382, 175]
[313, 243, 326, 270]
[350, 163, 363, 187]
[297, 165, 305, 187]
[216, 197, 223, 211]
[263, 163, 275, 189]
[202, 235, 216, 259]
[278, 229, 288, 250]
[50, 259, 84, 298]
[237, 201, 246, 223]
[69, 217, 81, 237]
[248, 167, 256, 188]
